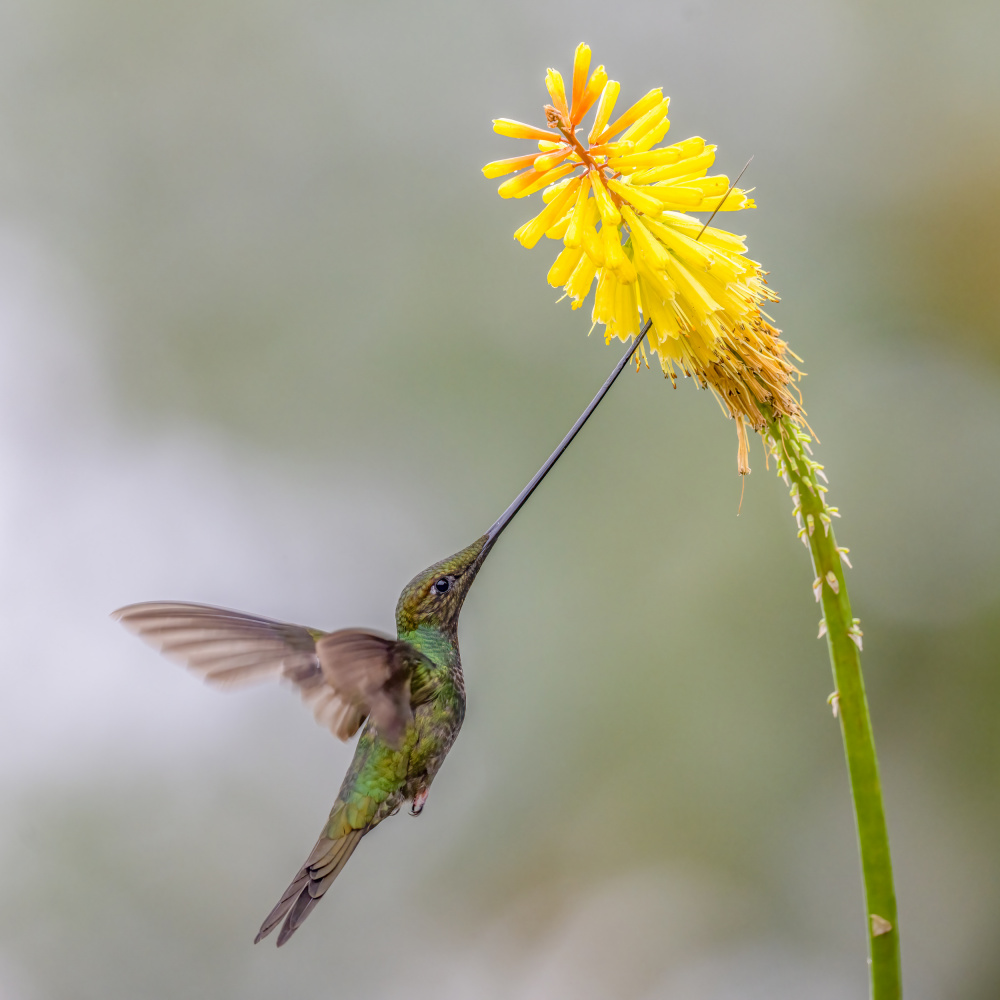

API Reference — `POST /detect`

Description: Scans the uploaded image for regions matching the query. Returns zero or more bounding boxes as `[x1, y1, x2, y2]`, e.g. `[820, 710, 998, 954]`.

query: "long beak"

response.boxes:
[479, 320, 651, 562]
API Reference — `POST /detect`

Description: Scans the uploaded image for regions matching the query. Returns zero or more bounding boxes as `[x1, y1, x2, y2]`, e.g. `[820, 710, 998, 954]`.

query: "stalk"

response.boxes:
[765, 414, 901, 1000]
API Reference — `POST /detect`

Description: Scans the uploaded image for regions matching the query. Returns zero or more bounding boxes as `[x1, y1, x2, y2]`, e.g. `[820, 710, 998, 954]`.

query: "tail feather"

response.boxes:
[254, 827, 365, 946]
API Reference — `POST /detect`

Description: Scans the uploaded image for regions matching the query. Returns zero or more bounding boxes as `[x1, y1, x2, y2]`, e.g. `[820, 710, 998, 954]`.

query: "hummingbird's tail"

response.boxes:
[254, 826, 365, 946]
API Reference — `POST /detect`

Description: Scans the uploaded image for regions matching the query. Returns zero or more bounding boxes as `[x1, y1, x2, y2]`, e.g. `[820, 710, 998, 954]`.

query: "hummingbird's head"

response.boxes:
[395, 535, 490, 635]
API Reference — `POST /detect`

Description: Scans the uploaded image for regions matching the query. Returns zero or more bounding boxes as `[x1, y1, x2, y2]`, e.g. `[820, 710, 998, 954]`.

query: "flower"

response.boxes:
[485, 44, 802, 472]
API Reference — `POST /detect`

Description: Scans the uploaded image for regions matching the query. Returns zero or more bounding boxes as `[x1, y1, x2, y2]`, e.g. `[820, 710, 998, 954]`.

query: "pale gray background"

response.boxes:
[1, 1, 999, 997]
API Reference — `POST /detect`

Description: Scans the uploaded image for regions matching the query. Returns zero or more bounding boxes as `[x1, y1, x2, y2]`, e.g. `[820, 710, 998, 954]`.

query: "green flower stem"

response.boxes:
[765, 414, 901, 1000]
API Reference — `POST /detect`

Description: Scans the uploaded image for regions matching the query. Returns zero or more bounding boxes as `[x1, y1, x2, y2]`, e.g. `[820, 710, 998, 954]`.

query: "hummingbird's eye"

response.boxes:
[433, 577, 452, 594]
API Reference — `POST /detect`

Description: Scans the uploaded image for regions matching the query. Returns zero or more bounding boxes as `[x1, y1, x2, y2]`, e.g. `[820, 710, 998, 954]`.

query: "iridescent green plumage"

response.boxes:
[254, 536, 489, 943]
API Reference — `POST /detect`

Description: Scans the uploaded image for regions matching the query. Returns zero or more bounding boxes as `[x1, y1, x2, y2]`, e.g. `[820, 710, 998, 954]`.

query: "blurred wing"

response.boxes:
[111, 601, 366, 740]
[316, 630, 438, 749]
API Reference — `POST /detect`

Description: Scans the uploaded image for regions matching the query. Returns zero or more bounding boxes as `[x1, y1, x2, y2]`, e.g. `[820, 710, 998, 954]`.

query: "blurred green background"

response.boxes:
[1, 1, 999, 997]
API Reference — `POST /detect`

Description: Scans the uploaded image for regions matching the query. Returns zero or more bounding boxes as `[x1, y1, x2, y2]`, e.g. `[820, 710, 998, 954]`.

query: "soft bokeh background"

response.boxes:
[2, 1, 999, 997]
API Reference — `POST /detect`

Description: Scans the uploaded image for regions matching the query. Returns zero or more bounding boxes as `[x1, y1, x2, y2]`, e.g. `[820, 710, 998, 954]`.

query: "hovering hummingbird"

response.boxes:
[114, 328, 648, 946]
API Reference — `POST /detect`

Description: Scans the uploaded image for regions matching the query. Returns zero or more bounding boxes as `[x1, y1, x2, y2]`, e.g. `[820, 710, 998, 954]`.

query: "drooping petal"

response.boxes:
[563, 175, 592, 249]
[589, 169, 621, 226]
[565, 253, 598, 306]
[580, 200, 605, 266]
[548, 246, 585, 287]
[592, 267, 618, 326]
[513, 176, 584, 249]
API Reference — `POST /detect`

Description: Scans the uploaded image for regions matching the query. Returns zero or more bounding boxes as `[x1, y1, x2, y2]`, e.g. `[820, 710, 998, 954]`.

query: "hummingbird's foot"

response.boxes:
[409, 788, 428, 816]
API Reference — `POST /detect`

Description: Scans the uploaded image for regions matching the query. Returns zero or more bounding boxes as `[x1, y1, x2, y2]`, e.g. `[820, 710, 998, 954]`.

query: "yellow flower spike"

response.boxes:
[545, 68, 569, 119]
[587, 80, 621, 143]
[570, 43, 591, 117]
[485, 45, 801, 447]
[589, 169, 621, 226]
[595, 87, 663, 144]
[493, 119, 557, 141]
[548, 246, 585, 287]
[563, 175, 592, 248]
[514, 175, 583, 249]
[483, 153, 542, 179]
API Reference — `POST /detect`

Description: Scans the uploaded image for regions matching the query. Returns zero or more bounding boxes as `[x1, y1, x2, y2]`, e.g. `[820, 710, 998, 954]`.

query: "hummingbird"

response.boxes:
[113, 327, 648, 946]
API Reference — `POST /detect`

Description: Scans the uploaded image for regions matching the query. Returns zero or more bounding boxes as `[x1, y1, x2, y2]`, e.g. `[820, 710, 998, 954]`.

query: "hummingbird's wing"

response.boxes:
[113, 602, 436, 748]
[315, 630, 437, 749]
[112, 601, 368, 739]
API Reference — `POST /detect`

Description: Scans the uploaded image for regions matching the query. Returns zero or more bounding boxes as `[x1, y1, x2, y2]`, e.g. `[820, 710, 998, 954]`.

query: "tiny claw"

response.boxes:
[827, 691, 840, 718]
[410, 788, 428, 817]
